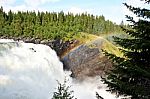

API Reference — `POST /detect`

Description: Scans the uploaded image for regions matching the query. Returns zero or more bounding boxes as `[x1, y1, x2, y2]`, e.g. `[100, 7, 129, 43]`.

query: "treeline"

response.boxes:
[0, 6, 122, 40]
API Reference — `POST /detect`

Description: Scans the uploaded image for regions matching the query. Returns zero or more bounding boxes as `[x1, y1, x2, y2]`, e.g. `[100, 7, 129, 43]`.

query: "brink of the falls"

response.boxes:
[0, 39, 64, 99]
[0, 39, 120, 99]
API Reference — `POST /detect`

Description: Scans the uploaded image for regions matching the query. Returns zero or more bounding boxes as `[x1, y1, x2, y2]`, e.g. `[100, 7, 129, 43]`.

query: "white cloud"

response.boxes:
[122, 0, 150, 23]
[0, 0, 61, 7]
[1, 4, 49, 13]
[24, 0, 60, 7]
[102, 6, 123, 24]
[124, 0, 149, 7]
[0, 0, 61, 13]
[3, 5, 27, 12]
[68, 7, 93, 15]
[66, 6, 124, 24]
[0, 0, 16, 6]
[1, 0, 150, 25]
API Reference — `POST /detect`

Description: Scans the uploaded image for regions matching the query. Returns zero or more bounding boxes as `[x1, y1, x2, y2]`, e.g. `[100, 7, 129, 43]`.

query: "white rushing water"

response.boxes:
[0, 39, 119, 99]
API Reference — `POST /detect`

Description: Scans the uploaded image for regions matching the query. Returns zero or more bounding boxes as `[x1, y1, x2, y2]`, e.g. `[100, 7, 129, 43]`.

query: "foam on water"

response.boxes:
[0, 39, 119, 99]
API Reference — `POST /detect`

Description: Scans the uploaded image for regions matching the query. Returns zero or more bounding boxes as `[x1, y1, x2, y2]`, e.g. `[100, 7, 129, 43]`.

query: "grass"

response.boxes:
[63, 32, 123, 58]
[77, 32, 123, 57]
[101, 38, 123, 57]
[73, 32, 98, 44]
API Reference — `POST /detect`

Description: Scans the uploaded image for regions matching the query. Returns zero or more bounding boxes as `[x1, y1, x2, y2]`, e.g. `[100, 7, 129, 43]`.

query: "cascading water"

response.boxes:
[0, 39, 65, 99]
[0, 39, 120, 99]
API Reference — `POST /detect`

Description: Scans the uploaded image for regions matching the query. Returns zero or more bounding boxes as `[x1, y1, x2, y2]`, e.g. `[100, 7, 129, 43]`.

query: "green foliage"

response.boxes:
[103, 1, 150, 99]
[52, 79, 76, 99]
[0, 6, 123, 41]
[52, 79, 105, 99]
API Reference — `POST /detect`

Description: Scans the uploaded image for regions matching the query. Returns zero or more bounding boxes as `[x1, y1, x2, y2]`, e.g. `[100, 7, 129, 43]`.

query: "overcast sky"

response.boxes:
[0, 0, 149, 24]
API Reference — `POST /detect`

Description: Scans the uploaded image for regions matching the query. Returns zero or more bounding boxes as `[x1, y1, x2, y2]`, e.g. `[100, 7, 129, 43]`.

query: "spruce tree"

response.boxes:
[103, 0, 150, 99]
[52, 79, 76, 99]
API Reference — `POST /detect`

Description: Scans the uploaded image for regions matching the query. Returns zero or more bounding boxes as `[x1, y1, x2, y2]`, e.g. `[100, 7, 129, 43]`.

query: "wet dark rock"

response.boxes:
[29, 48, 36, 52]
[61, 38, 112, 80]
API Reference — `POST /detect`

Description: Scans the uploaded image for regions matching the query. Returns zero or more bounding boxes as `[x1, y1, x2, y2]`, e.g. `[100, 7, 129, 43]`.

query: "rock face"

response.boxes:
[61, 38, 112, 80]
[40, 39, 79, 57]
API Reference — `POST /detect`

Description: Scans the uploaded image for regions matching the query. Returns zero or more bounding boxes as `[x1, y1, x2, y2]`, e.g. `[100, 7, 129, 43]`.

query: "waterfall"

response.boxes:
[0, 39, 120, 99]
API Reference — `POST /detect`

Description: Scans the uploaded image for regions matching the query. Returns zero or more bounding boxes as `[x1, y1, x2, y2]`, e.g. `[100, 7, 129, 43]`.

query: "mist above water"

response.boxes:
[0, 39, 119, 99]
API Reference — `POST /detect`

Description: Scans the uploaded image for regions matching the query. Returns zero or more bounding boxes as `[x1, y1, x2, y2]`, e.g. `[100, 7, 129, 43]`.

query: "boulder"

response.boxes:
[61, 38, 112, 80]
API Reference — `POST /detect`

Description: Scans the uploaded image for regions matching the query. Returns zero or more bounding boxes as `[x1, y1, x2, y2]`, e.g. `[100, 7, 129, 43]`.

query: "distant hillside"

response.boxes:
[0, 6, 123, 41]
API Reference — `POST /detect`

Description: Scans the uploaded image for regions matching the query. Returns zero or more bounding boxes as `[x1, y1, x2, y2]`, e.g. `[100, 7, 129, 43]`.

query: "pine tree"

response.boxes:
[52, 79, 76, 99]
[0, 7, 5, 35]
[0, 6, 123, 40]
[103, 1, 150, 99]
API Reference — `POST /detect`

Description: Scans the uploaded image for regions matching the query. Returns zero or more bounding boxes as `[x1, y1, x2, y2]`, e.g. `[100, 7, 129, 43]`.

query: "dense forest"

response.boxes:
[0, 6, 123, 41]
